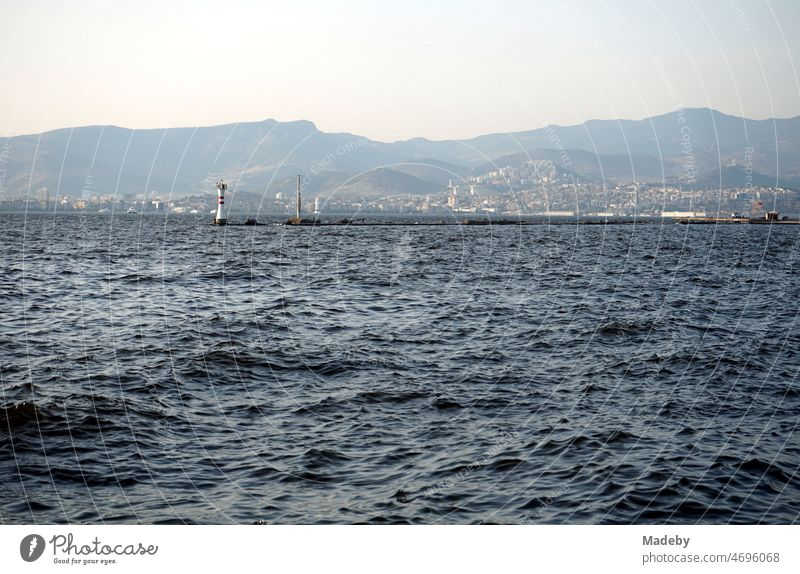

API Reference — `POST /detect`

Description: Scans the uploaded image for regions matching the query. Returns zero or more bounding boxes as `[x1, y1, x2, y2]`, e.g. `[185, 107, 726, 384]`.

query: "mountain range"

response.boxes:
[1, 107, 799, 200]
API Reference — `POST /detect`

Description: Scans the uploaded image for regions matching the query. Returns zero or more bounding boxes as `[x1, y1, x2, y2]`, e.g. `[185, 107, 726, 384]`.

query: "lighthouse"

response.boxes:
[214, 180, 227, 225]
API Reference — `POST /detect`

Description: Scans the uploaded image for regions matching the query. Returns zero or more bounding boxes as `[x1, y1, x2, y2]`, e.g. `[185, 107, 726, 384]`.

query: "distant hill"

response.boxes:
[1, 108, 799, 198]
[0, 120, 403, 198]
[474, 148, 680, 183]
[454, 108, 800, 178]
[268, 168, 443, 199]
[331, 168, 443, 198]
[693, 165, 800, 189]
[386, 158, 473, 185]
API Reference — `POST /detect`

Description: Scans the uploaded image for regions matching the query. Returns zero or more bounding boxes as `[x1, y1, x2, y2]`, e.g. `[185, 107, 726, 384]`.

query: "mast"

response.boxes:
[296, 175, 302, 221]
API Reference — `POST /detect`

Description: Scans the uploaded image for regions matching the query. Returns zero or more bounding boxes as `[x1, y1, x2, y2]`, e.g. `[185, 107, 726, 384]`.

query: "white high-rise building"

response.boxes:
[37, 187, 49, 209]
[447, 180, 459, 209]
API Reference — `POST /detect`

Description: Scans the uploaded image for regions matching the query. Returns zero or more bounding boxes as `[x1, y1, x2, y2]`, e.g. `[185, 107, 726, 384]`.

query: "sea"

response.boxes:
[1, 213, 799, 524]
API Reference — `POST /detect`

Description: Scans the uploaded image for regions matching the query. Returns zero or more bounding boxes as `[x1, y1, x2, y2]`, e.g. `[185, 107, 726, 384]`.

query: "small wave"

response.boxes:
[738, 458, 792, 483]
[48, 467, 141, 488]
[116, 273, 163, 284]
[306, 361, 351, 376]
[530, 435, 602, 454]
[68, 414, 117, 436]
[595, 319, 654, 337]
[281, 471, 336, 484]
[293, 388, 430, 415]
[303, 448, 352, 468]
[604, 429, 638, 444]
[357, 390, 430, 404]
[488, 457, 524, 472]
[432, 397, 463, 410]
[0, 402, 55, 429]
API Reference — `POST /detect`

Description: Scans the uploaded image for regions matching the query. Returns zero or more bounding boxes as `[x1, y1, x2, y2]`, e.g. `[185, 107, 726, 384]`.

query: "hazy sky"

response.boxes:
[1, 0, 799, 141]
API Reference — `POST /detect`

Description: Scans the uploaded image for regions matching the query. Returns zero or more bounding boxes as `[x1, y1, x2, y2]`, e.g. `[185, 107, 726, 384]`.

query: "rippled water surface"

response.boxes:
[2, 213, 799, 524]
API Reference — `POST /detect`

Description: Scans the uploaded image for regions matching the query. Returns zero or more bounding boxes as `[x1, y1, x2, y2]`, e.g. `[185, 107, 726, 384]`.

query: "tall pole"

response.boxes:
[296, 175, 302, 221]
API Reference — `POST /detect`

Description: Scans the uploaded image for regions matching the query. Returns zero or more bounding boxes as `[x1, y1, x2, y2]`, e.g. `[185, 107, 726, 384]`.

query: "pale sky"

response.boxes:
[1, 0, 798, 141]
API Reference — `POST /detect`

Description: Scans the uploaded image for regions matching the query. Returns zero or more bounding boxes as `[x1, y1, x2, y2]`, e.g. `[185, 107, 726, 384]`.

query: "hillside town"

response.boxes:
[2, 159, 797, 218]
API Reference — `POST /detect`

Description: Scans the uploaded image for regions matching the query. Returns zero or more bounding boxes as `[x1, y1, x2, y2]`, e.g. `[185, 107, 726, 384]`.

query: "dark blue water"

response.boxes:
[1, 213, 799, 524]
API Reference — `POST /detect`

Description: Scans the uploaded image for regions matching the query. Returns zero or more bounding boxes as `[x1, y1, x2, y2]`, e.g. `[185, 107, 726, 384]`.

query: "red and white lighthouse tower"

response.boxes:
[214, 180, 227, 225]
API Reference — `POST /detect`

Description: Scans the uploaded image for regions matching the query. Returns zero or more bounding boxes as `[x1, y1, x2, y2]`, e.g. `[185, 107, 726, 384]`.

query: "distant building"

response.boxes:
[447, 179, 459, 209]
[661, 211, 706, 218]
[37, 187, 49, 209]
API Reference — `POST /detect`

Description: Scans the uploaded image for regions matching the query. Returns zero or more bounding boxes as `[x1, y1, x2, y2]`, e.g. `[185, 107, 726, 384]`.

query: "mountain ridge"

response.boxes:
[10, 107, 800, 143]
[2, 107, 800, 199]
